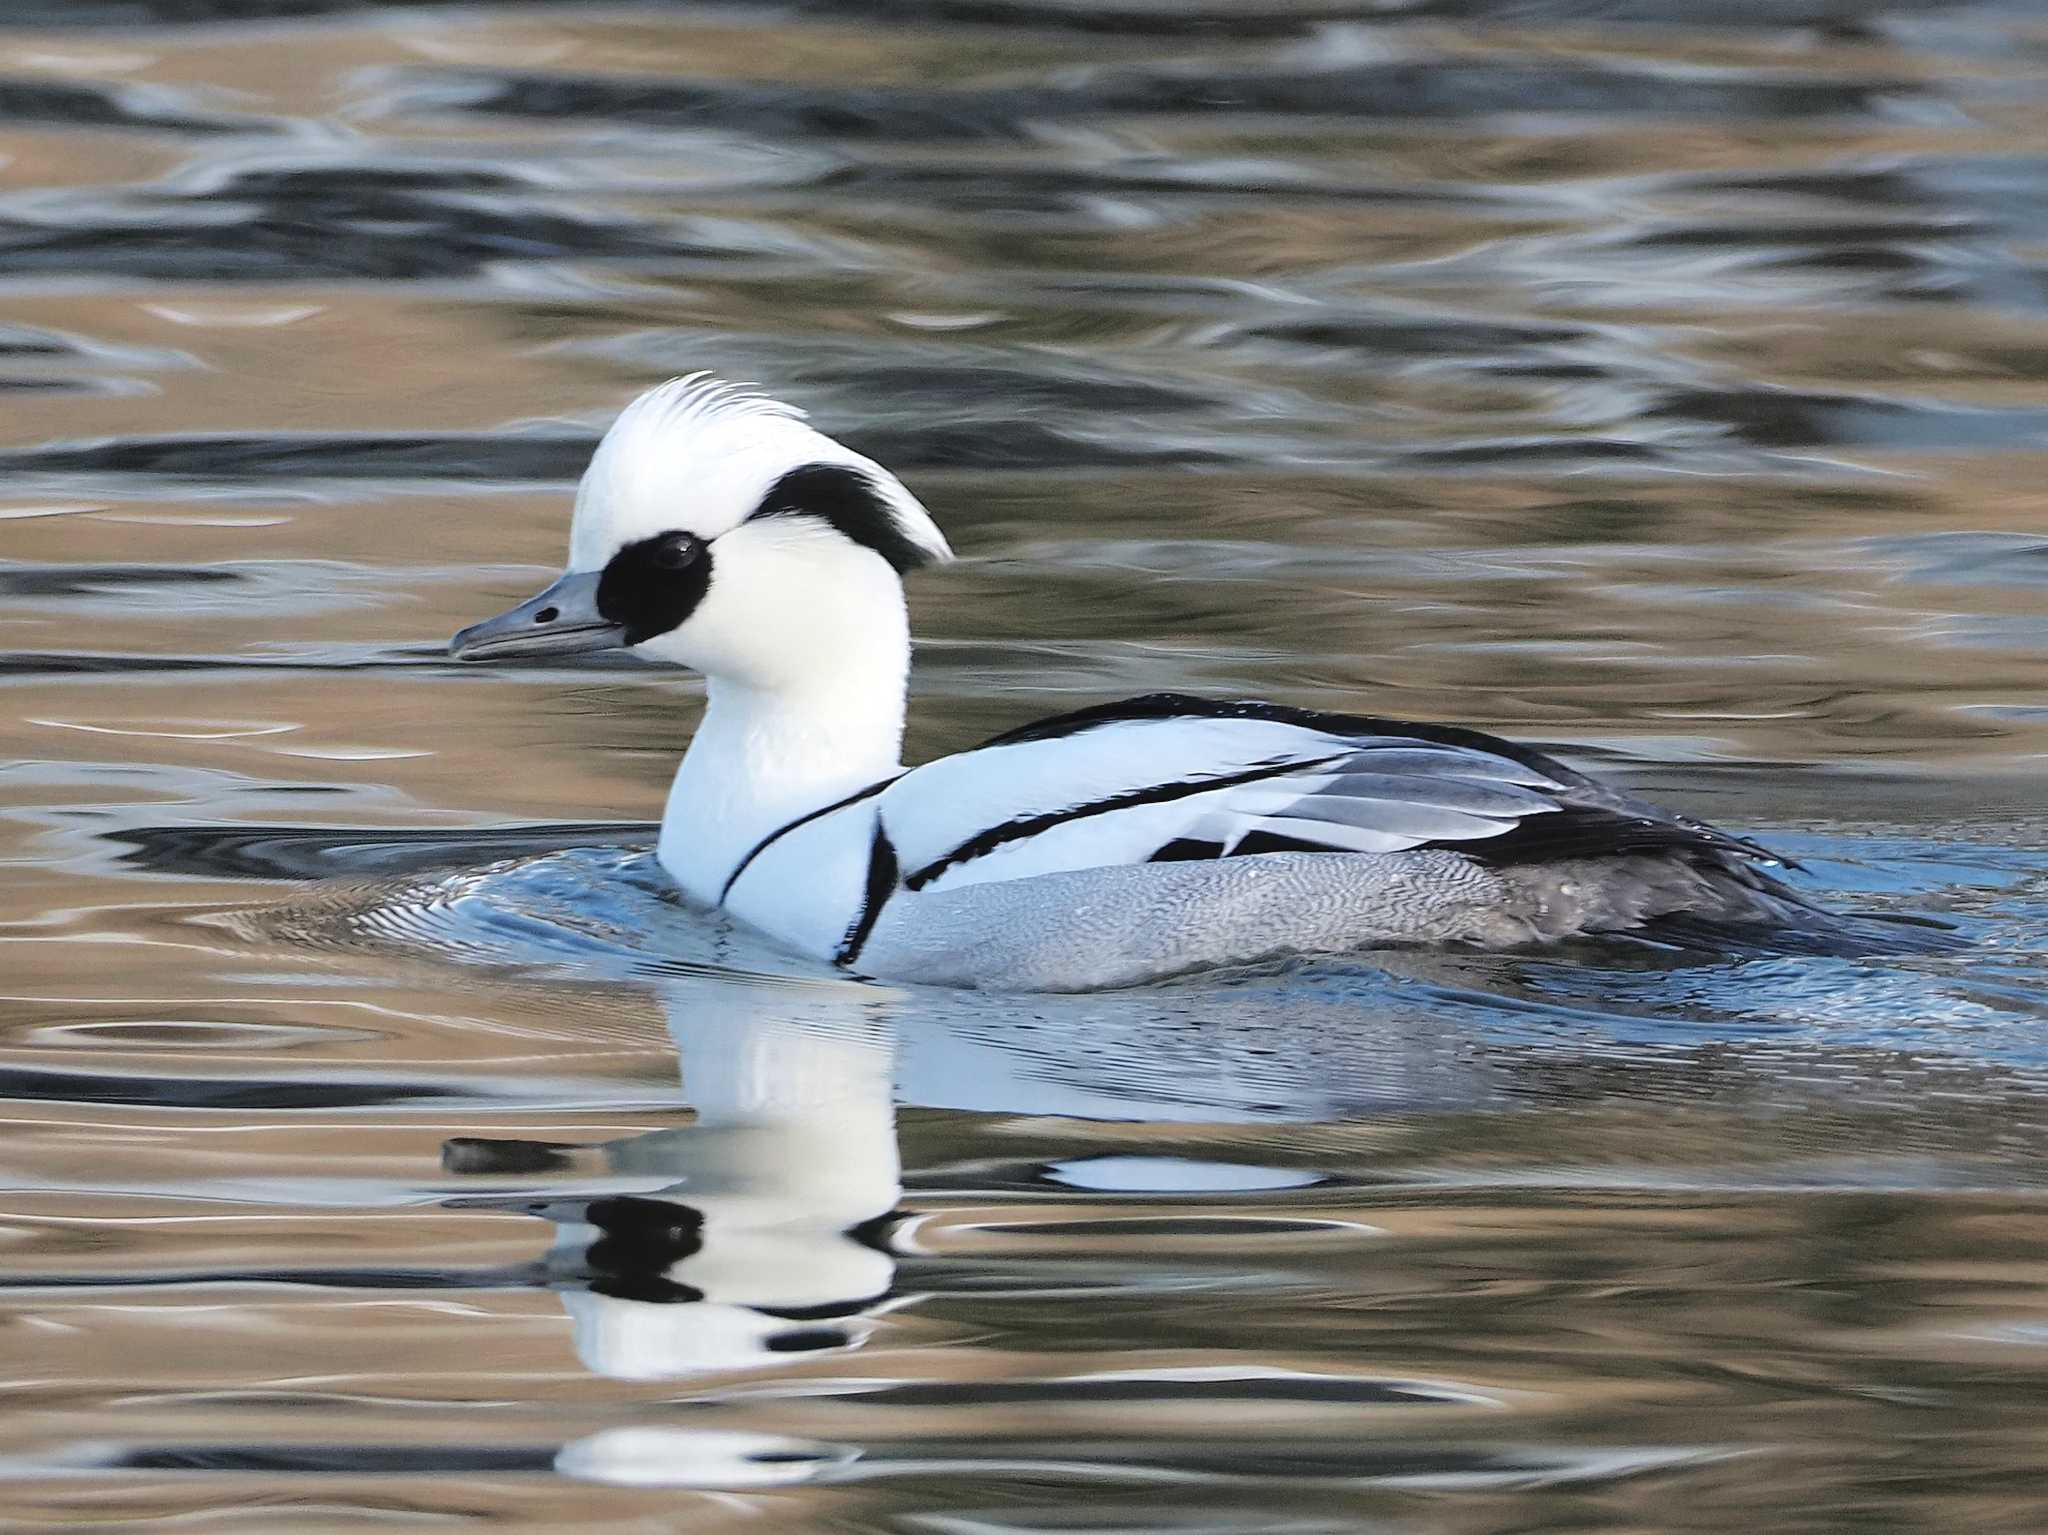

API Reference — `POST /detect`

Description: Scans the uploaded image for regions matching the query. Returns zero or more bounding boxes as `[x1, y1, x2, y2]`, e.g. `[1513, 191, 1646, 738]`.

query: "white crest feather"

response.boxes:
[628, 371, 808, 434]
[568, 373, 949, 573]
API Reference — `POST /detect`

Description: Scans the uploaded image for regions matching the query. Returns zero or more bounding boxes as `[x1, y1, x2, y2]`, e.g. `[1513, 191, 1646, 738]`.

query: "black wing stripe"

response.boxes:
[1450, 807, 1758, 868]
[1149, 837, 1224, 862]
[978, 692, 1595, 787]
[902, 753, 1348, 891]
[834, 820, 899, 969]
[720, 772, 902, 905]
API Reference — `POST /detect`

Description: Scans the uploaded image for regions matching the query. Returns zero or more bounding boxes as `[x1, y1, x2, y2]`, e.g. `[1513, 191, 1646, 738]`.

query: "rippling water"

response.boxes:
[3, 1, 2047, 1528]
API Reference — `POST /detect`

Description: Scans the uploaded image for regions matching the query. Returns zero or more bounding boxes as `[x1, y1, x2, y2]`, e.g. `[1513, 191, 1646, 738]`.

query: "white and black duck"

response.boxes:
[451, 376, 1950, 990]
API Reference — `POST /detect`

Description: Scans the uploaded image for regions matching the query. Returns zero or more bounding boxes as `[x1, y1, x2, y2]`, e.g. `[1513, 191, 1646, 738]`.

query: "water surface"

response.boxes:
[3, 1, 2047, 1529]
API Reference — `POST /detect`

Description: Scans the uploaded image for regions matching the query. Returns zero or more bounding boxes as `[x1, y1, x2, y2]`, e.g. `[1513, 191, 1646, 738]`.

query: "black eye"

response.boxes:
[597, 531, 716, 646]
[650, 533, 702, 571]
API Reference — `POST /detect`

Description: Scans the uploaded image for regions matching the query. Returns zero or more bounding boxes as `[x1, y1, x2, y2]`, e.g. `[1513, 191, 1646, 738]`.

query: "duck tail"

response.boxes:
[1626, 905, 1968, 959]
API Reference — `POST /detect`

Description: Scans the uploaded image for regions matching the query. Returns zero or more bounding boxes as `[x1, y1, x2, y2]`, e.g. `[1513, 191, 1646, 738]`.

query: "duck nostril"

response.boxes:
[534, 606, 559, 624]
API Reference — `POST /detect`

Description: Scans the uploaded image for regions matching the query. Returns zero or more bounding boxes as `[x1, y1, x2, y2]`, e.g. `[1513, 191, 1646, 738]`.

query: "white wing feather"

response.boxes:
[877, 712, 1575, 897]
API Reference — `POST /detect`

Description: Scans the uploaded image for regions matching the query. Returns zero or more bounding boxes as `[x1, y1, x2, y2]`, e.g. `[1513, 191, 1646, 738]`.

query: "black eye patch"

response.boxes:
[597, 531, 711, 645]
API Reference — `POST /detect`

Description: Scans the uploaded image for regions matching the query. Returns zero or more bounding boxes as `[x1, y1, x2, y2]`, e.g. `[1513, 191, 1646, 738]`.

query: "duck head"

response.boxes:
[450, 375, 951, 687]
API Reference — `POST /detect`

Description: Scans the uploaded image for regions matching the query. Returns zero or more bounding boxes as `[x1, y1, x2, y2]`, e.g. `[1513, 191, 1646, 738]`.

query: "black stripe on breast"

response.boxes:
[834, 819, 900, 969]
[720, 773, 902, 905]
[902, 753, 1345, 891]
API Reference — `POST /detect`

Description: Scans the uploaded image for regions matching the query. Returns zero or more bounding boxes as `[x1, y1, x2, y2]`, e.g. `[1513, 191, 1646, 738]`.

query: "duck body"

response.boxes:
[452, 376, 1947, 992]
[667, 689, 1840, 992]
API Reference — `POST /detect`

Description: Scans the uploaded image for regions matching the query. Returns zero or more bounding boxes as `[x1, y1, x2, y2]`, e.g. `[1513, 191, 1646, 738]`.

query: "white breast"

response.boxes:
[718, 799, 878, 962]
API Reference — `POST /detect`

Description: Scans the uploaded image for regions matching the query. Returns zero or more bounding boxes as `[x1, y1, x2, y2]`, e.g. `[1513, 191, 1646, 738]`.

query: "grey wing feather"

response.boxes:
[1207, 742, 1569, 852]
[1311, 746, 1567, 787]
[1206, 736, 1782, 868]
[1311, 770, 1565, 818]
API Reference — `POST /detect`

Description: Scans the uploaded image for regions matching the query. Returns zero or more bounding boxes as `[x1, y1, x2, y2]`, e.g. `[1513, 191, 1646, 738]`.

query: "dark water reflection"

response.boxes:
[2, 0, 2047, 1529]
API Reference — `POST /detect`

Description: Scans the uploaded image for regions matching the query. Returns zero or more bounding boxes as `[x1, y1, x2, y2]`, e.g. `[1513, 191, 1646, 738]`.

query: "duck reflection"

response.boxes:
[441, 943, 1493, 1386]
[449, 1000, 902, 1382]
[562, 1014, 900, 1378]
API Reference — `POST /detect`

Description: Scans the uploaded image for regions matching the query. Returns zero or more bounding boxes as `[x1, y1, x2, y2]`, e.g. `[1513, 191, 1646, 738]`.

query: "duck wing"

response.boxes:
[878, 693, 1784, 896]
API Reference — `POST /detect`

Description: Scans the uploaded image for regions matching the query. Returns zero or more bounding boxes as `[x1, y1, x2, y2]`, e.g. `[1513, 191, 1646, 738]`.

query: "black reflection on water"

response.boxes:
[0, 165, 697, 284]
[438, 60, 1910, 142]
[0, 420, 1220, 482]
[0, 77, 251, 135]
[0, 427, 596, 483]
[862, 1377, 1458, 1407]
[116, 1446, 555, 1475]
[0, 565, 244, 599]
[115, 820, 651, 881]
[0, 1065, 457, 1110]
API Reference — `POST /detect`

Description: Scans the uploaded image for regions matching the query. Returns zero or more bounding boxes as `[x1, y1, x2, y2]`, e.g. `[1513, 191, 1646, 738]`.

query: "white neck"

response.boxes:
[656, 598, 910, 904]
